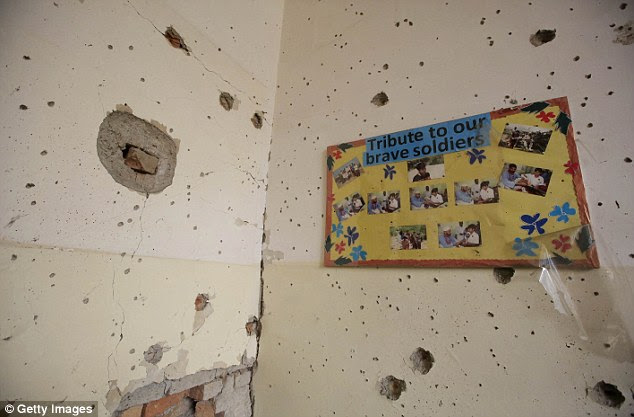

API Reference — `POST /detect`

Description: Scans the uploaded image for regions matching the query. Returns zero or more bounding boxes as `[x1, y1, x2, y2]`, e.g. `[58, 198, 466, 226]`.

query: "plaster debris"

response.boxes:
[493, 267, 515, 284]
[144, 343, 167, 365]
[164, 26, 190, 53]
[245, 316, 261, 337]
[613, 21, 634, 45]
[410, 347, 435, 374]
[193, 294, 213, 335]
[371, 91, 389, 107]
[219, 92, 235, 111]
[379, 375, 406, 400]
[194, 293, 210, 311]
[588, 381, 625, 409]
[97, 111, 178, 194]
[529, 29, 556, 46]
[251, 112, 263, 129]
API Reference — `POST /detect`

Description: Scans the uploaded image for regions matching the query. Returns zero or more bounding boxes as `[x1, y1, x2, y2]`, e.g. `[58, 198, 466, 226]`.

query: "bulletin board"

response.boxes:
[323, 97, 599, 268]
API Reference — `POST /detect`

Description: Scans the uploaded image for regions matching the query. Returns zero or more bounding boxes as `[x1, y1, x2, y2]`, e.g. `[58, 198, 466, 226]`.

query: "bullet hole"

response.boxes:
[124, 268, 130, 274]
[371, 92, 389, 107]
[49, 273, 55, 278]
[23, 55, 30, 60]
[82, 297, 89, 304]
[588, 381, 625, 409]
[40, 150, 47, 156]
[493, 267, 514, 284]
[410, 347, 434, 374]
[143, 343, 165, 365]
[573, 55, 580, 61]
[625, 157, 632, 162]
[11, 254, 17, 261]
[529, 29, 556, 46]
[30, 201, 36, 205]
[245, 316, 261, 337]
[382, 63, 389, 70]
[107, 44, 113, 50]
[613, 21, 634, 45]
[25, 183, 35, 188]
[128, 45, 134, 50]
[164, 26, 190, 52]
[219, 92, 235, 111]
[251, 112, 264, 129]
[47, 101, 55, 107]
[379, 375, 406, 400]
[585, 74, 592, 79]
[194, 293, 209, 311]
[419, 61, 424, 66]
[620, 3, 628, 9]
[587, 123, 593, 128]
[97, 111, 178, 193]
[19, 104, 28, 110]
[487, 312, 494, 317]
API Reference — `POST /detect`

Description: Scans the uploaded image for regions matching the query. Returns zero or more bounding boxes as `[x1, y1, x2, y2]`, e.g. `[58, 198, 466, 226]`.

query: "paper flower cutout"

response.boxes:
[513, 237, 539, 257]
[335, 241, 346, 254]
[520, 213, 548, 235]
[345, 226, 359, 246]
[383, 164, 396, 180]
[467, 148, 486, 164]
[331, 222, 343, 237]
[332, 149, 342, 160]
[351, 245, 367, 261]
[536, 111, 556, 123]
[549, 202, 576, 223]
[552, 234, 572, 253]
[564, 160, 579, 175]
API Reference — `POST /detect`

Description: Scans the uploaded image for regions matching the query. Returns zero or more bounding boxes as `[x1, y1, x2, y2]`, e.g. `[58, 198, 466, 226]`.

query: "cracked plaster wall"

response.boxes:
[254, 1, 634, 416]
[0, 0, 283, 415]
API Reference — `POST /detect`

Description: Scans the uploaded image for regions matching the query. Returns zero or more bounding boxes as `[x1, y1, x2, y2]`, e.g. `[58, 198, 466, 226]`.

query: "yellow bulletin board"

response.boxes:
[324, 97, 599, 268]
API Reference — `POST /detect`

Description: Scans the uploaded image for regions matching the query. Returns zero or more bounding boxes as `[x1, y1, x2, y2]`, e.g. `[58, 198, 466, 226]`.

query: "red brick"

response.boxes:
[143, 391, 187, 417]
[195, 400, 215, 417]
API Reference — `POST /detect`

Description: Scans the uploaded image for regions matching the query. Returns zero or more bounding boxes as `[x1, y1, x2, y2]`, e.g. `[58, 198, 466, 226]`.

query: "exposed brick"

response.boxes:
[124, 146, 159, 174]
[144, 391, 187, 417]
[189, 380, 223, 401]
[194, 400, 215, 417]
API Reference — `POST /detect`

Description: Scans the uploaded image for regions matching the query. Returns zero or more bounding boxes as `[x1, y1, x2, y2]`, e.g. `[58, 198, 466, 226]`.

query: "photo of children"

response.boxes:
[437, 221, 482, 248]
[333, 157, 364, 188]
[498, 123, 553, 154]
[499, 163, 552, 196]
[406, 155, 445, 182]
[390, 225, 427, 250]
[367, 190, 401, 214]
[453, 179, 500, 205]
[409, 183, 448, 210]
[332, 192, 366, 222]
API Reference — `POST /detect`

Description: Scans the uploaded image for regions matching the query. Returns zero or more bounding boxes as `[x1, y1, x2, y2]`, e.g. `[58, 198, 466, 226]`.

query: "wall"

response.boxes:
[0, 0, 283, 415]
[255, 1, 634, 416]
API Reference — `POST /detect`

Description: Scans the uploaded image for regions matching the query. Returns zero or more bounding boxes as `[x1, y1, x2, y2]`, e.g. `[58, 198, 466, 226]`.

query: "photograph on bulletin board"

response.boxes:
[323, 97, 599, 268]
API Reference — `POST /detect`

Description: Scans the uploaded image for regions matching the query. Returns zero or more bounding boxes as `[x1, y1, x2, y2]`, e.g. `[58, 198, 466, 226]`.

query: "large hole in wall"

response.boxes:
[97, 111, 178, 193]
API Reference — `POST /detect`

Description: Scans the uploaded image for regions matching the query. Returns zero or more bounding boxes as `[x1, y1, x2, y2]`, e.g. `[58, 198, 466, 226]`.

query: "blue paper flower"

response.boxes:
[466, 148, 486, 164]
[351, 245, 367, 261]
[331, 222, 344, 237]
[513, 237, 539, 257]
[520, 213, 548, 235]
[345, 226, 359, 246]
[549, 202, 576, 223]
[383, 164, 396, 180]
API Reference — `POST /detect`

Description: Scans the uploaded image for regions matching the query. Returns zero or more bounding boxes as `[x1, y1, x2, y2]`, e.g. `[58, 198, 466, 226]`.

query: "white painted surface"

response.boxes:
[0, 243, 259, 414]
[0, 0, 282, 265]
[0, 0, 283, 414]
[256, 1, 634, 416]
